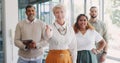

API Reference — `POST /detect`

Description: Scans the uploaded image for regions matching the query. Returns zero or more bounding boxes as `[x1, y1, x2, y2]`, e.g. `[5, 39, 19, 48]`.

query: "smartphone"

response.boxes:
[22, 39, 33, 45]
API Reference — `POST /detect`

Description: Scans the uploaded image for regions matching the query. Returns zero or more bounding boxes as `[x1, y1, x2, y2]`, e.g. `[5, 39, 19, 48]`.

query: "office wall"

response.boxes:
[2, 0, 18, 63]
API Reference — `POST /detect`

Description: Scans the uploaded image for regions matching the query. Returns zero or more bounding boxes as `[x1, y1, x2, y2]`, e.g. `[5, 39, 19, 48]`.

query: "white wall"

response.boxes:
[2, 0, 18, 63]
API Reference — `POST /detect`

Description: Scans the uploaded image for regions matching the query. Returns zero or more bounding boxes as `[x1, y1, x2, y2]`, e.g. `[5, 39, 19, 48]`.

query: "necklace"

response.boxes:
[54, 23, 67, 35]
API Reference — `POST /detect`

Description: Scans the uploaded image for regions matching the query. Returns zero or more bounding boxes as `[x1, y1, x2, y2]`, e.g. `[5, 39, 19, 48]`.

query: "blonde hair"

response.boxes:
[52, 4, 66, 14]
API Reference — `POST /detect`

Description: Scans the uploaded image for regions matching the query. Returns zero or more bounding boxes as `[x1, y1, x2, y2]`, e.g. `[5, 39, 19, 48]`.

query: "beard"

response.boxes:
[91, 15, 97, 18]
[28, 15, 35, 21]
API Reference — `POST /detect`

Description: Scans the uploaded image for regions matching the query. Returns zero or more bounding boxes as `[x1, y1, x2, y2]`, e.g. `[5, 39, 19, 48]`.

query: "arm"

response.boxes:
[92, 30, 106, 54]
[102, 23, 109, 54]
[100, 23, 108, 62]
[99, 42, 108, 62]
[92, 39, 106, 54]
[102, 42, 108, 54]
[43, 25, 53, 40]
[36, 39, 49, 49]
[35, 22, 51, 49]
[14, 23, 26, 50]
[97, 39, 106, 52]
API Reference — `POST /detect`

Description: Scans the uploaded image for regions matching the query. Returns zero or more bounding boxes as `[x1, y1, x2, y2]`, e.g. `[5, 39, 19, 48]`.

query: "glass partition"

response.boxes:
[18, 0, 59, 24]
[0, 0, 4, 63]
[104, 0, 120, 63]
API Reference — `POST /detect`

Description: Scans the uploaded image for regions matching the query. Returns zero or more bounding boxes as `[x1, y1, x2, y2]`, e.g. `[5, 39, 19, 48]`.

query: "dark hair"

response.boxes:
[73, 14, 94, 33]
[25, 4, 35, 11]
[76, 14, 88, 21]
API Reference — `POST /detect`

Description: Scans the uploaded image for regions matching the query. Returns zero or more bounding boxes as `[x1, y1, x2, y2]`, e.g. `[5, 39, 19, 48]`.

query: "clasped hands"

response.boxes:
[23, 40, 36, 49]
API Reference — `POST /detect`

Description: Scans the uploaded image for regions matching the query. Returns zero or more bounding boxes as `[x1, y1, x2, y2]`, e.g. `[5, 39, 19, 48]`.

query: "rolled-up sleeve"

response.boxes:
[103, 24, 108, 42]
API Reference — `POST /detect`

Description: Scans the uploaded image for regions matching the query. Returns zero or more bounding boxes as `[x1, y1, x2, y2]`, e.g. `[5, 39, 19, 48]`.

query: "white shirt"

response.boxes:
[26, 18, 37, 24]
[48, 22, 76, 50]
[46, 22, 77, 63]
[76, 29, 103, 51]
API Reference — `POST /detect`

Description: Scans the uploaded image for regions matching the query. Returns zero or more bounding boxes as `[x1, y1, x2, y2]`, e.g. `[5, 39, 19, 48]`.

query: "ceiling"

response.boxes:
[18, 0, 50, 9]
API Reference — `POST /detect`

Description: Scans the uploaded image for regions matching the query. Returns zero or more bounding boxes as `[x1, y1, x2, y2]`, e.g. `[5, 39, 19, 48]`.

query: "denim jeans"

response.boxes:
[17, 57, 42, 63]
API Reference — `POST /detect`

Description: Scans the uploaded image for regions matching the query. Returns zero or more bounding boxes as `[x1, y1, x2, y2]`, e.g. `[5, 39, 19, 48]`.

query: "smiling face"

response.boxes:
[78, 16, 88, 29]
[53, 8, 65, 21]
[26, 7, 36, 21]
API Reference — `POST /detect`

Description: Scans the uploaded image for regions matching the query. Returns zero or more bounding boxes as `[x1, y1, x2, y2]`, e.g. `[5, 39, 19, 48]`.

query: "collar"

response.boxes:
[54, 21, 67, 29]
[89, 18, 98, 22]
[26, 18, 37, 24]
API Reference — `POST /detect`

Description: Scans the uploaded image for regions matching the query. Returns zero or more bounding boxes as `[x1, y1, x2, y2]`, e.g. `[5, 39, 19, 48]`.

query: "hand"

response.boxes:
[100, 54, 106, 62]
[28, 41, 36, 49]
[45, 25, 52, 38]
[23, 40, 33, 45]
[91, 48, 100, 54]
[91, 48, 98, 54]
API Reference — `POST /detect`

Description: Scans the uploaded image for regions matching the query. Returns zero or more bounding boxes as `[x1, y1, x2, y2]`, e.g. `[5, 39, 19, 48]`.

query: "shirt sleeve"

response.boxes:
[68, 28, 77, 63]
[102, 23, 108, 42]
[36, 39, 49, 49]
[36, 21, 49, 49]
[14, 23, 26, 50]
[94, 30, 103, 43]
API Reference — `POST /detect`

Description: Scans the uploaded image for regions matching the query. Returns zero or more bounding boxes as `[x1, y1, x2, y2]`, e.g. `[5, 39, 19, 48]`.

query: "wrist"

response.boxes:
[96, 49, 101, 54]
[25, 46, 29, 49]
[24, 45, 29, 51]
[103, 51, 107, 54]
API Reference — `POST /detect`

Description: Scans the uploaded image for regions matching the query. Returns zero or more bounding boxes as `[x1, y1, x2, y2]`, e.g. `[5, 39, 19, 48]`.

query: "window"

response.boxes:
[0, 0, 4, 63]
[18, 0, 60, 24]
[104, 0, 120, 62]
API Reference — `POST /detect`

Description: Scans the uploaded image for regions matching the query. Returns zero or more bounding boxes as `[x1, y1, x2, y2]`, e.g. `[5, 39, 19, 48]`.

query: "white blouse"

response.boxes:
[76, 29, 103, 51]
[47, 22, 77, 63]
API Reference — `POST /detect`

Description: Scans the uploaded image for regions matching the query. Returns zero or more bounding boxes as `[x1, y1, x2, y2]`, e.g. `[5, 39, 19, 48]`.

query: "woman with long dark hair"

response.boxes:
[73, 14, 106, 63]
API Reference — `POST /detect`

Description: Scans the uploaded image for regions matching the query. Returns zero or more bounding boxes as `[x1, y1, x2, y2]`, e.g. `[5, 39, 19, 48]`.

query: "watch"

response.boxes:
[25, 46, 29, 49]
[103, 51, 107, 54]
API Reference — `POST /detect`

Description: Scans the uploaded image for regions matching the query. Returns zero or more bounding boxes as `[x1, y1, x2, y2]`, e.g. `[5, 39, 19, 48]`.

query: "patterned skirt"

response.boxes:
[77, 50, 98, 63]
[46, 49, 72, 63]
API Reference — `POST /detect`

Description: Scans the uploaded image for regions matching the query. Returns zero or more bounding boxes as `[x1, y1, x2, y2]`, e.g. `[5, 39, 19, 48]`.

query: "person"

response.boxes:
[89, 6, 108, 63]
[14, 4, 47, 63]
[73, 14, 106, 63]
[45, 4, 77, 63]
